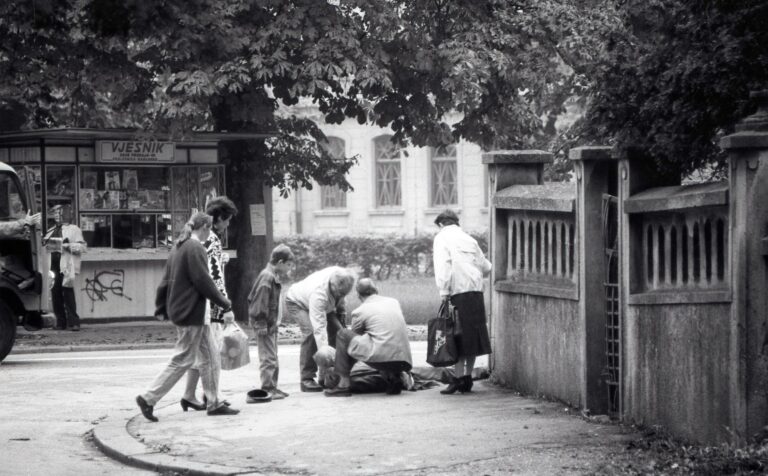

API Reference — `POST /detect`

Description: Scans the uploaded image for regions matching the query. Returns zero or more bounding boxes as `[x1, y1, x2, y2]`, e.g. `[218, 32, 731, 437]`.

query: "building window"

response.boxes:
[430, 144, 458, 207]
[374, 135, 402, 207]
[320, 137, 347, 209]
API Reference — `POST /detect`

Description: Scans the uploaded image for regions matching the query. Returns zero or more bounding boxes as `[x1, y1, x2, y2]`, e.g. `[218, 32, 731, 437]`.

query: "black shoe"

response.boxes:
[180, 398, 206, 412]
[135, 395, 158, 422]
[70, 325, 80, 332]
[459, 375, 473, 393]
[203, 395, 231, 407]
[300, 380, 323, 392]
[207, 405, 240, 416]
[324, 386, 352, 397]
[440, 377, 461, 395]
[53, 326, 66, 331]
[385, 374, 402, 395]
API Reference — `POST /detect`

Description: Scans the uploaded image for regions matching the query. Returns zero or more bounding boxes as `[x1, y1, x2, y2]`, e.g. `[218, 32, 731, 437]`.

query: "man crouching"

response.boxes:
[325, 278, 413, 397]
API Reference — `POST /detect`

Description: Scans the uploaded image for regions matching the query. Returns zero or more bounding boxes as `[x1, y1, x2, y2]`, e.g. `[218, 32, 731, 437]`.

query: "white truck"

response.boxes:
[0, 161, 48, 361]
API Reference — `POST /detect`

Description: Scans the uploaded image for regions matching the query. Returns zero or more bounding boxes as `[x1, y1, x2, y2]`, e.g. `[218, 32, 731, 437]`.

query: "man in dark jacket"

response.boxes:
[135, 212, 238, 422]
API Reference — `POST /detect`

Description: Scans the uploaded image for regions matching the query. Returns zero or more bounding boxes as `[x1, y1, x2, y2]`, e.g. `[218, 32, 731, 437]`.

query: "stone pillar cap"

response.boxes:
[481, 149, 552, 165]
[568, 146, 615, 161]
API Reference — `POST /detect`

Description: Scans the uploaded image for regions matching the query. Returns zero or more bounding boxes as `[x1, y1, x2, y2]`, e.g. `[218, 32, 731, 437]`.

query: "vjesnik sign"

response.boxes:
[96, 140, 175, 163]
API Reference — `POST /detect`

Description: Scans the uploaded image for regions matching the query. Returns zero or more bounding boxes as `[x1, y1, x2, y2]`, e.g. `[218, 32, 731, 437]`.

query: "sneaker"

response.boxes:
[324, 386, 351, 397]
[300, 380, 323, 392]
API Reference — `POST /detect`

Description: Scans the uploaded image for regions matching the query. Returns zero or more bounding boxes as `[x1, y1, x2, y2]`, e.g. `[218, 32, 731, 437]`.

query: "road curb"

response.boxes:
[92, 407, 262, 476]
[12, 339, 307, 355]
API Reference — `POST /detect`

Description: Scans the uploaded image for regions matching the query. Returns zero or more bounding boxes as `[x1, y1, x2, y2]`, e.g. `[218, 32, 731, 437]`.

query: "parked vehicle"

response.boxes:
[0, 161, 48, 361]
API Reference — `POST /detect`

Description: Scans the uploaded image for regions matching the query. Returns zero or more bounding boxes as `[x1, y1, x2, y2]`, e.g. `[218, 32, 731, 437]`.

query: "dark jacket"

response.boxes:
[155, 237, 230, 326]
[247, 264, 281, 329]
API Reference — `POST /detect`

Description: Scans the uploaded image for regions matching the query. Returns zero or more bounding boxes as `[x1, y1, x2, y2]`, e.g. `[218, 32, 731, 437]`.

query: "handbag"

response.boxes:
[426, 300, 458, 367]
[219, 322, 251, 370]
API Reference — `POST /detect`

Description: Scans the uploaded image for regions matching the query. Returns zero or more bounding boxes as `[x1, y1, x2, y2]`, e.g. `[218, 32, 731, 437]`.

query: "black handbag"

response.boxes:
[426, 300, 458, 367]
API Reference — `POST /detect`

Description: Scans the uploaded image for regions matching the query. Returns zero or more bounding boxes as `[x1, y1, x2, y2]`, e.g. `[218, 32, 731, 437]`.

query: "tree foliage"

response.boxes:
[578, 0, 768, 180]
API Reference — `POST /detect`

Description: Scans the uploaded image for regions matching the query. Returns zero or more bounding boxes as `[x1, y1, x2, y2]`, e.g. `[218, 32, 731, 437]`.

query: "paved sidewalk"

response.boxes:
[92, 343, 639, 476]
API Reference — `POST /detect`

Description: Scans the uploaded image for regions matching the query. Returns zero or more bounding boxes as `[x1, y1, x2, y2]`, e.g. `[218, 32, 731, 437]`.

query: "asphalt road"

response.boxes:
[0, 346, 314, 476]
[1, 343, 461, 476]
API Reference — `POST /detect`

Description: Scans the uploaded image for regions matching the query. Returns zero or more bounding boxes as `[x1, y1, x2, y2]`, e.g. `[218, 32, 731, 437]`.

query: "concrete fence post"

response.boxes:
[720, 90, 768, 441]
[570, 146, 616, 415]
[481, 150, 553, 374]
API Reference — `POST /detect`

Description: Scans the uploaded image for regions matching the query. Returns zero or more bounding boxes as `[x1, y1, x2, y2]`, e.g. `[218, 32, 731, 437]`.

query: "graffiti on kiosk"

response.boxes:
[82, 269, 133, 312]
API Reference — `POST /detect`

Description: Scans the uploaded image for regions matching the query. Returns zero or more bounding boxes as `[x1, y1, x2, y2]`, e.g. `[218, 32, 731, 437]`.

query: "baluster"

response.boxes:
[699, 217, 707, 287]
[547, 220, 554, 276]
[507, 215, 515, 277]
[664, 222, 672, 287]
[555, 220, 563, 277]
[528, 220, 534, 274]
[643, 222, 650, 289]
[564, 221, 571, 279]
[517, 218, 524, 275]
[710, 216, 719, 285]
[676, 220, 684, 288]
[651, 223, 660, 290]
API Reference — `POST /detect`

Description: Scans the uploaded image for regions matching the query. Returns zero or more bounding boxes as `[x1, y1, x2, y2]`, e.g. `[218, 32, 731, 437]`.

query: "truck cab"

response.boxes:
[0, 162, 47, 361]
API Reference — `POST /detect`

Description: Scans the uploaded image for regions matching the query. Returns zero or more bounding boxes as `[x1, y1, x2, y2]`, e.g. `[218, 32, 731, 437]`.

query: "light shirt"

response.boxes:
[285, 266, 346, 348]
[433, 224, 492, 297]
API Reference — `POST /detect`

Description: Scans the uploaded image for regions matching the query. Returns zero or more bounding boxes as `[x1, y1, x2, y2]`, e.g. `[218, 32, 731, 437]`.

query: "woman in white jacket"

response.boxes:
[432, 209, 492, 394]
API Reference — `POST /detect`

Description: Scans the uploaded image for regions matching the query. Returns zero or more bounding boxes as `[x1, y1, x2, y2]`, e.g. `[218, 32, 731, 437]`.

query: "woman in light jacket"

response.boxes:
[432, 209, 492, 394]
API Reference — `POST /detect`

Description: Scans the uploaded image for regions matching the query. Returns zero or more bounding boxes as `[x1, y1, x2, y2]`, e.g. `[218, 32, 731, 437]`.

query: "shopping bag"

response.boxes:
[426, 300, 458, 367]
[219, 322, 251, 370]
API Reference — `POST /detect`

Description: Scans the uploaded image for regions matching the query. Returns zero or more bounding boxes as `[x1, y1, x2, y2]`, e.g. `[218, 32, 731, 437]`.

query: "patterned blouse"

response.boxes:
[204, 232, 229, 322]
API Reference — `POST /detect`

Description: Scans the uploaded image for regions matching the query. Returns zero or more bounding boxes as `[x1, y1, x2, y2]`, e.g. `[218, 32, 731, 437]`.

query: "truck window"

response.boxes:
[0, 172, 26, 221]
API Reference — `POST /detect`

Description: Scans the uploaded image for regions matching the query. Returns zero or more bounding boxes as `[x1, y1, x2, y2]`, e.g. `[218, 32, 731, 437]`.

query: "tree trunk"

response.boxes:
[220, 140, 272, 322]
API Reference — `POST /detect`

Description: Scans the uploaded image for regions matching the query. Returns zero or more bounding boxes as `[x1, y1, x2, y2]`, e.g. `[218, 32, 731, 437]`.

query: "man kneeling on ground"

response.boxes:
[325, 278, 413, 397]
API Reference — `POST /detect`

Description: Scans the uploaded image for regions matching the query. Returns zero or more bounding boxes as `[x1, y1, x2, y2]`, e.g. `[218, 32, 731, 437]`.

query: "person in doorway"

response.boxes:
[136, 212, 238, 422]
[432, 209, 492, 394]
[248, 244, 295, 400]
[43, 205, 86, 332]
[180, 197, 238, 412]
[324, 278, 413, 397]
[285, 266, 356, 392]
[0, 211, 41, 238]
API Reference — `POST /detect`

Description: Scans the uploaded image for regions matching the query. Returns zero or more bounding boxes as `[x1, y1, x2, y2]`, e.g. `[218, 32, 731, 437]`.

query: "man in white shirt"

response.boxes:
[284, 266, 356, 392]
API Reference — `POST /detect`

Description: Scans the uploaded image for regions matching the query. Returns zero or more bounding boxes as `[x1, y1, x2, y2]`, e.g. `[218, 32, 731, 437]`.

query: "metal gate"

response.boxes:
[602, 193, 621, 416]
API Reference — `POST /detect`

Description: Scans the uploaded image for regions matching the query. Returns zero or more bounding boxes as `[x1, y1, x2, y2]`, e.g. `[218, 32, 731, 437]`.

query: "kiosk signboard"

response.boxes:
[96, 140, 175, 163]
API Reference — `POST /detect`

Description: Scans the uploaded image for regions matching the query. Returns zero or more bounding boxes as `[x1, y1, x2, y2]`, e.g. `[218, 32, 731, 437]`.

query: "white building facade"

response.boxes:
[272, 115, 490, 236]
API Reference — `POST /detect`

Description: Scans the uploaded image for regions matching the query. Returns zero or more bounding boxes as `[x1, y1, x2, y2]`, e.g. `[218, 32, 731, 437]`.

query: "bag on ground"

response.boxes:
[220, 322, 251, 370]
[426, 300, 458, 367]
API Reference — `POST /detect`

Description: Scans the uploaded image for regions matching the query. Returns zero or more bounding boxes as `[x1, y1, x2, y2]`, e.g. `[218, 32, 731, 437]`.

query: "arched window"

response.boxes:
[430, 144, 457, 207]
[374, 135, 402, 207]
[320, 137, 347, 209]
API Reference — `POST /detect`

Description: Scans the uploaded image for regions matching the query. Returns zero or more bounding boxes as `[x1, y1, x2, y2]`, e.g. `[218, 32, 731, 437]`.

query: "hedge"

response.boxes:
[275, 232, 488, 281]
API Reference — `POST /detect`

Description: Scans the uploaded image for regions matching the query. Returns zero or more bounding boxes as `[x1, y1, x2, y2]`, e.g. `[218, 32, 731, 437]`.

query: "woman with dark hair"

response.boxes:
[180, 197, 239, 411]
[432, 209, 492, 395]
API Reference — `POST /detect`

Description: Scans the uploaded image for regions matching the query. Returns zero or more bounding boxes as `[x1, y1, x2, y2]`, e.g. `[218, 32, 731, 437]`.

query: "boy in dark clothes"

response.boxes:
[248, 244, 295, 400]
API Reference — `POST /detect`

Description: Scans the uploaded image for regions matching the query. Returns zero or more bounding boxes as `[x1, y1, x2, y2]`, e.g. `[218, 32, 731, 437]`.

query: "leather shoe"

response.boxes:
[207, 405, 240, 416]
[273, 388, 290, 398]
[70, 325, 80, 332]
[135, 395, 158, 422]
[300, 380, 323, 392]
[180, 398, 206, 412]
[324, 386, 351, 397]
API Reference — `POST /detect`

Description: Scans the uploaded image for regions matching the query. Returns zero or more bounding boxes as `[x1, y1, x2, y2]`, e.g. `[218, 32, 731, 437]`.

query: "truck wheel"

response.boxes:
[0, 301, 17, 362]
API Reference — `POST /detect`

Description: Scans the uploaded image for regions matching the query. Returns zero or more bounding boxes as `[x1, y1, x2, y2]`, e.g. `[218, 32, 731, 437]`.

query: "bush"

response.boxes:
[276, 232, 488, 281]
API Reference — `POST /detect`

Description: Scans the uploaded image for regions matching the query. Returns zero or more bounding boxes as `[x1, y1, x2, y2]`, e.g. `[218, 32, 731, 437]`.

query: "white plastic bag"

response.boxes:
[219, 322, 251, 370]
